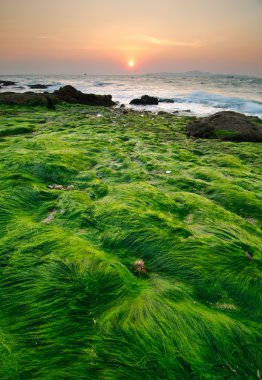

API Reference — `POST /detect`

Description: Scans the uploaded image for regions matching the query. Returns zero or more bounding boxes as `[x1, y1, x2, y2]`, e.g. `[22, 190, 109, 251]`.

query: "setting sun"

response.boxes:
[128, 60, 135, 68]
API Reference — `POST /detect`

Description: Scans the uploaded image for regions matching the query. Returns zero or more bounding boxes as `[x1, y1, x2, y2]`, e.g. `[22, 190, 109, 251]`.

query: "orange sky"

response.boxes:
[0, 0, 262, 75]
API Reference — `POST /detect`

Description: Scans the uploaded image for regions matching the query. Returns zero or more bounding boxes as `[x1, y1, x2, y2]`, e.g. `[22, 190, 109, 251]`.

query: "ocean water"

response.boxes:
[1, 72, 262, 118]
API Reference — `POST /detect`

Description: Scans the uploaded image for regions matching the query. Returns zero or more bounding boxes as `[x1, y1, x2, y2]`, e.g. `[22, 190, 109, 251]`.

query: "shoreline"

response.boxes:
[1, 74, 262, 118]
[0, 89, 261, 143]
[1, 85, 262, 121]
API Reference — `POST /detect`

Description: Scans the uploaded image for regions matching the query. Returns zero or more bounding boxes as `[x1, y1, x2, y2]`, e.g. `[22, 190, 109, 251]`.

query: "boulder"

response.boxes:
[130, 95, 158, 105]
[54, 85, 116, 106]
[186, 111, 262, 142]
[0, 92, 57, 109]
[0, 80, 16, 86]
[158, 111, 171, 116]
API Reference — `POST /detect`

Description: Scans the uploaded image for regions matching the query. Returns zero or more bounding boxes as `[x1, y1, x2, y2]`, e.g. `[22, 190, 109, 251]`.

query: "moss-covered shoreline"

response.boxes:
[0, 103, 261, 379]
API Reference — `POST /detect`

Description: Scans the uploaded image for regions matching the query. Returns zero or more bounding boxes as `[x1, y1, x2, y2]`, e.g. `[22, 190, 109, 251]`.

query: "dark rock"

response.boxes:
[28, 84, 51, 89]
[158, 98, 175, 103]
[172, 110, 191, 114]
[0, 85, 116, 108]
[0, 92, 57, 109]
[187, 111, 262, 142]
[120, 104, 125, 108]
[0, 80, 16, 86]
[130, 95, 158, 105]
[54, 85, 116, 106]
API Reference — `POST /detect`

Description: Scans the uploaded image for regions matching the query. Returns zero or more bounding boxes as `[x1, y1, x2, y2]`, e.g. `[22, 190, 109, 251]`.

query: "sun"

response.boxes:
[128, 60, 135, 68]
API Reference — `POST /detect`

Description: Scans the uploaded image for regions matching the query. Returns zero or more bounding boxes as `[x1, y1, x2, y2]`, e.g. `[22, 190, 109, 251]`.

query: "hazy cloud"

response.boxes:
[36, 36, 60, 41]
[142, 35, 206, 48]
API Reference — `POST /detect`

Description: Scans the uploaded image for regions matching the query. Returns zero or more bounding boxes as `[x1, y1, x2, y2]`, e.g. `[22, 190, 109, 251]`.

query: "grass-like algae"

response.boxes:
[0, 103, 261, 379]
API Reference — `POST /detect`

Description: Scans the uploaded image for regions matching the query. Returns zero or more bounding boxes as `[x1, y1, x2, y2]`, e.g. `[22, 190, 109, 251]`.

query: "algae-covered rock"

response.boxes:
[187, 111, 262, 142]
[0, 92, 57, 108]
[0, 85, 116, 108]
[54, 85, 116, 106]
[0, 124, 34, 137]
[130, 95, 159, 105]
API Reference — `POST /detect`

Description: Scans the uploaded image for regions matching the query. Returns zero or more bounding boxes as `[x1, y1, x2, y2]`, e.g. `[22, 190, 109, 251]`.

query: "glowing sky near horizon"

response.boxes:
[0, 0, 261, 75]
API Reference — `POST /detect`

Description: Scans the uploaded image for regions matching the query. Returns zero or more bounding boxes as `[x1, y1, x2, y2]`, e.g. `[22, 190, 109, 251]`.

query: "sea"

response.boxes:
[1, 72, 262, 118]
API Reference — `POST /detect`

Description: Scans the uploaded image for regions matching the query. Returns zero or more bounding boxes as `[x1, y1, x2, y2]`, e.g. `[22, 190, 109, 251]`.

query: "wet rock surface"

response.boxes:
[0, 92, 57, 108]
[28, 84, 51, 89]
[54, 85, 116, 106]
[0, 85, 116, 107]
[0, 80, 16, 86]
[187, 111, 262, 142]
[130, 95, 159, 105]
[158, 98, 175, 103]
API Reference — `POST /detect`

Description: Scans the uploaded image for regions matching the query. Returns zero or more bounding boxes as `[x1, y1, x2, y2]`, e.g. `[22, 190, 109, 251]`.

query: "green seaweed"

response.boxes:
[0, 103, 261, 379]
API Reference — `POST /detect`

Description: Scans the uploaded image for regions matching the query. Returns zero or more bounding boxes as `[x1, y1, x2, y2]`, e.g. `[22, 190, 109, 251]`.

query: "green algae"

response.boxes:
[0, 103, 261, 379]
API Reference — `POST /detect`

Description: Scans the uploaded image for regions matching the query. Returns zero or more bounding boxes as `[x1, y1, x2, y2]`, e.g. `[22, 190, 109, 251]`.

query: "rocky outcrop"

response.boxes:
[0, 80, 16, 86]
[0, 85, 116, 108]
[0, 92, 56, 108]
[54, 85, 116, 106]
[130, 95, 158, 105]
[187, 111, 262, 142]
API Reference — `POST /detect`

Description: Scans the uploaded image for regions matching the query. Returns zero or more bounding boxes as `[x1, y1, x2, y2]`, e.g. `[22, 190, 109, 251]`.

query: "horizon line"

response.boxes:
[0, 71, 262, 78]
